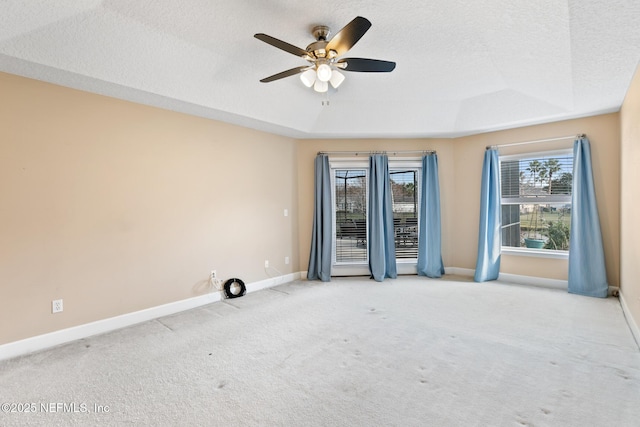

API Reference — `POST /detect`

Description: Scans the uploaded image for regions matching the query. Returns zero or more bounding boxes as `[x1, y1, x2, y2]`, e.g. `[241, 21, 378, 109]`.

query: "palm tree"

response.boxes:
[526, 160, 544, 239]
[543, 159, 561, 194]
[538, 167, 548, 191]
[526, 160, 542, 188]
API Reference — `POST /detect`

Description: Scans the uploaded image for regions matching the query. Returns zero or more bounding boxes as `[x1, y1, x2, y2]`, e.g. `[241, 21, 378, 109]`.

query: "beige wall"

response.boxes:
[297, 114, 621, 287]
[1, 69, 626, 347]
[0, 72, 298, 344]
[620, 63, 640, 332]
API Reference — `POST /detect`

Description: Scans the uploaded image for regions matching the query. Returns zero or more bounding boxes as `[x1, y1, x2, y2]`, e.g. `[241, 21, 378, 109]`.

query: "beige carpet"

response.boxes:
[1, 275, 639, 426]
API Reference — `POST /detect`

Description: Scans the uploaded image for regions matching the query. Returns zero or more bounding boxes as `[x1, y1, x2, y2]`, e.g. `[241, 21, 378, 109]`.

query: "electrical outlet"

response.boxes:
[264, 260, 269, 268]
[52, 299, 63, 314]
[285, 256, 290, 265]
[284, 209, 288, 217]
[211, 270, 217, 280]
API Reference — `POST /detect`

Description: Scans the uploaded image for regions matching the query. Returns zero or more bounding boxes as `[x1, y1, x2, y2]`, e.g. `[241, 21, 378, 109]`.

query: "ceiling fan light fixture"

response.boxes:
[316, 63, 332, 82]
[313, 79, 328, 93]
[300, 69, 316, 87]
[329, 69, 345, 89]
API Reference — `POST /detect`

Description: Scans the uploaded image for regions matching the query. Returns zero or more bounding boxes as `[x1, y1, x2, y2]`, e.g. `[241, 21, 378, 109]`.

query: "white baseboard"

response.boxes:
[498, 272, 568, 290]
[620, 291, 640, 350]
[0, 272, 302, 362]
[497, 273, 620, 296]
[245, 272, 302, 294]
[444, 267, 475, 277]
[444, 266, 567, 290]
[444, 267, 620, 296]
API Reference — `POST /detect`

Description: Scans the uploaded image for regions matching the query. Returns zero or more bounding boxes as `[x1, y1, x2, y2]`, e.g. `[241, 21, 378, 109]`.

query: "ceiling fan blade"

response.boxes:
[338, 58, 396, 72]
[254, 33, 309, 58]
[260, 66, 309, 83]
[325, 16, 372, 56]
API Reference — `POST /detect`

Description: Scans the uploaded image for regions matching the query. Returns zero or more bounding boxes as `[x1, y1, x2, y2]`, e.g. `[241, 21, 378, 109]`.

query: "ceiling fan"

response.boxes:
[254, 16, 396, 93]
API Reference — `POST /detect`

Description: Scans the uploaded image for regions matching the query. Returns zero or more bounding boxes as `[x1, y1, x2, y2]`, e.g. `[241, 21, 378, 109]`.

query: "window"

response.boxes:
[390, 169, 419, 259]
[500, 150, 572, 254]
[334, 169, 368, 264]
[331, 159, 422, 273]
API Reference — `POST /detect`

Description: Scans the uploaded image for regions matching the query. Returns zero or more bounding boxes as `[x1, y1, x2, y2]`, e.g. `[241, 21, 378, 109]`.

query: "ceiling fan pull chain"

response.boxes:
[322, 90, 330, 106]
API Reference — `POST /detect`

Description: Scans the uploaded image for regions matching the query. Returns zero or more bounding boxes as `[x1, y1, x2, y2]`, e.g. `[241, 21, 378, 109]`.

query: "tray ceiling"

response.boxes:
[1, 0, 639, 138]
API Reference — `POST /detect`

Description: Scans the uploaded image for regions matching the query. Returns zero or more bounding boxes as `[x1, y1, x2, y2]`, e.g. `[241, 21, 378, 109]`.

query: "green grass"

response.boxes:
[520, 210, 570, 231]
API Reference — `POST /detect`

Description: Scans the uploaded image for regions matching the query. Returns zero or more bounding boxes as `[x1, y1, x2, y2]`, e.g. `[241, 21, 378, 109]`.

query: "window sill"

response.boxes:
[501, 247, 569, 259]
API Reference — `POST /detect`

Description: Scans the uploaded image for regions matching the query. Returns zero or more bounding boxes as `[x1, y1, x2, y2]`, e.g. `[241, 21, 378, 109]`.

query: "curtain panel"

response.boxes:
[568, 136, 608, 297]
[474, 148, 501, 282]
[417, 154, 445, 278]
[368, 154, 397, 281]
[307, 154, 332, 282]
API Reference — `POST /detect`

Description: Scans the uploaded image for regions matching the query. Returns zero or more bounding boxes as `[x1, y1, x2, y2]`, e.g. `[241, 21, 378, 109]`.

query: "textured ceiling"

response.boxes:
[1, 0, 639, 139]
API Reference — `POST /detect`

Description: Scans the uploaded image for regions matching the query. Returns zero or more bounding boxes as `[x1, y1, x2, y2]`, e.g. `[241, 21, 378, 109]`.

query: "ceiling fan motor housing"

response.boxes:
[307, 26, 338, 59]
[306, 40, 328, 58]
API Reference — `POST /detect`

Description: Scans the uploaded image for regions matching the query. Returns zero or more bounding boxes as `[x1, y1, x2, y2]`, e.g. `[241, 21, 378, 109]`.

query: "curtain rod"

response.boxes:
[318, 150, 436, 156]
[486, 134, 585, 150]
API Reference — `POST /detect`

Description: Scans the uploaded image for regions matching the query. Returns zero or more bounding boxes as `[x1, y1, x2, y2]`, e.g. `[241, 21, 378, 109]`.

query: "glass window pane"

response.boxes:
[390, 169, 419, 259]
[335, 170, 367, 263]
[501, 203, 571, 250]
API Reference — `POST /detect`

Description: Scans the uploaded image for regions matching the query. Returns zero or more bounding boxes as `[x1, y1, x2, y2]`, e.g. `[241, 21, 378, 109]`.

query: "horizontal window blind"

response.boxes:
[501, 154, 573, 204]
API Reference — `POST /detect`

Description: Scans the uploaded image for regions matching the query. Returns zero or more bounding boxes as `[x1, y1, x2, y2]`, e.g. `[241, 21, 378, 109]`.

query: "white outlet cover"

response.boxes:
[52, 299, 63, 313]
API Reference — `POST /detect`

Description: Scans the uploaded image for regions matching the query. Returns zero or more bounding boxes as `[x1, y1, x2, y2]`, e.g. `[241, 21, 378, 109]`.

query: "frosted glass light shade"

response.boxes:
[313, 79, 328, 93]
[329, 70, 345, 88]
[300, 69, 316, 87]
[316, 64, 332, 82]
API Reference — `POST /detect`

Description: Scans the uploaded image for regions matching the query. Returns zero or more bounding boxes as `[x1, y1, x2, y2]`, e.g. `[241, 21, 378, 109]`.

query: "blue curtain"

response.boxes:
[417, 154, 445, 278]
[568, 136, 608, 297]
[307, 155, 332, 282]
[474, 148, 501, 282]
[368, 154, 397, 281]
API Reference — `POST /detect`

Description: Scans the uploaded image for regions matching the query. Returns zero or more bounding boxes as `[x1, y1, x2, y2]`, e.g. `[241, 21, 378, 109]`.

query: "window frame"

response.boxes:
[330, 159, 370, 276]
[329, 157, 422, 276]
[499, 148, 573, 259]
[389, 162, 422, 264]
